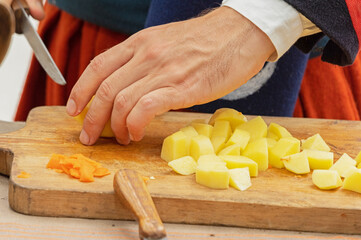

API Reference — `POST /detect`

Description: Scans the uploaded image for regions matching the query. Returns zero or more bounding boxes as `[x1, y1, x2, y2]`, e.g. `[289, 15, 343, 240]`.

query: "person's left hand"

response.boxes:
[26, 0, 45, 20]
[66, 6, 275, 146]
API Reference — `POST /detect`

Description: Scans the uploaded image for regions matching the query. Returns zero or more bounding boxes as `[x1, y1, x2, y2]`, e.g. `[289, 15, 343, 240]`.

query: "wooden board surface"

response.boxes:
[1, 106, 361, 234]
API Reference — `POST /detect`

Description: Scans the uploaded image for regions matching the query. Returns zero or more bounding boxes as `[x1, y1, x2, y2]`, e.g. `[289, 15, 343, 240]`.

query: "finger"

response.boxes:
[27, 0, 45, 20]
[66, 41, 134, 117]
[126, 87, 186, 142]
[80, 59, 147, 145]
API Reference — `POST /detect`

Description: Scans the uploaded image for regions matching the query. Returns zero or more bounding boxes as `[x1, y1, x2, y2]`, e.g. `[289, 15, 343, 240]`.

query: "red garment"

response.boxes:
[14, 3, 129, 121]
[293, 53, 361, 120]
[346, 0, 361, 49]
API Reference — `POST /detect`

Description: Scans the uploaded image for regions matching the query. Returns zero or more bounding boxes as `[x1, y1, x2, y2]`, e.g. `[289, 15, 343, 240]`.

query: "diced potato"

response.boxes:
[180, 126, 198, 155]
[197, 154, 225, 166]
[168, 156, 197, 175]
[267, 123, 292, 141]
[269, 137, 300, 168]
[219, 155, 258, 177]
[344, 166, 358, 178]
[282, 151, 310, 174]
[161, 131, 188, 162]
[236, 116, 267, 142]
[218, 144, 241, 156]
[229, 168, 252, 191]
[190, 135, 214, 161]
[312, 170, 342, 190]
[180, 126, 198, 138]
[210, 136, 227, 154]
[343, 169, 361, 194]
[191, 123, 213, 138]
[355, 150, 361, 165]
[301, 133, 330, 152]
[329, 153, 357, 178]
[266, 138, 277, 149]
[242, 138, 268, 171]
[208, 108, 247, 130]
[211, 120, 232, 141]
[225, 128, 250, 151]
[303, 149, 334, 170]
[196, 163, 230, 189]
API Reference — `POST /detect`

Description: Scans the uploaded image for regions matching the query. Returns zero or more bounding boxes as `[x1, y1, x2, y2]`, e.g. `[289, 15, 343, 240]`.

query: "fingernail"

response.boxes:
[66, 99, 77, 115]
[80, 130, 90, 145]
[116, 137, 130, 145]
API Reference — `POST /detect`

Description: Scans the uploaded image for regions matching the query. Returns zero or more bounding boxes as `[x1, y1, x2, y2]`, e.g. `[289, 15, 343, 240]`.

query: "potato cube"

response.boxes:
[197, 154, 225, 166]
[225, 128, 250, 151]
[190, 135, 214, 161]
[301, 133, 330, 152]
[242, 138, 268, 171]
[168, 156, 197, 175]
[208, 108, 247, 130]
[267, 123, 292, 141]
[303, 149, 334, 170]
[211, 120, 232, 141]
[191, 123, 213, 138]
[229, 168, 252, 191]
[329, 153, 356, 178]
[218, 144, 241, 156]
[236, 116, 267, 142]
[211, 136, 227, 154]
[266, 138, 277, 149]
[343, 169, 361, 194]
[219, 155, 258, 177]
[161, 131, 188, 162]
[355, 150, 361, 165]
[180, 126, 198, 155]
[282, 151, 310, 174]
[312, 170, 342, 190]
[196, 163, 230, 189]
[269, 137, 300, 168]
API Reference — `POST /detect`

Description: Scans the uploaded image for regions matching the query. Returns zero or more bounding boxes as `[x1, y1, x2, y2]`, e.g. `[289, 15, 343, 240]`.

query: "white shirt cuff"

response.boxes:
[222, 0, 303, 61]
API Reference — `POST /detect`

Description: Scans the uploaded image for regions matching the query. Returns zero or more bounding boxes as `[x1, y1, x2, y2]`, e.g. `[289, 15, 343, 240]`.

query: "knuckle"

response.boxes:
[137, 96, 154, 112]
[97, 81, 114, 102]
[114, 95, 127, 112]
[89, 54, 105, 74]
[84, 111, 98, 127]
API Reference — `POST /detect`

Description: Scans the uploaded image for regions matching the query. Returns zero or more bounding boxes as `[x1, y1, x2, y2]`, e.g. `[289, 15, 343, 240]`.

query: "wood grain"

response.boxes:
[1, 106, 361, 234]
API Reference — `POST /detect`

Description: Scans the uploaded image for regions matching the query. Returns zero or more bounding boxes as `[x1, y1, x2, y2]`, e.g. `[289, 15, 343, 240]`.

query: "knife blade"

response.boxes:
[13, 0, 66, 86]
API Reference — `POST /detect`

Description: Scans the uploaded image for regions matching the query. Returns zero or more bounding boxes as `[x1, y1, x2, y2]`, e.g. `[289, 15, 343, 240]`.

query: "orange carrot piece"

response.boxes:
[93, 167, 111, 177]
[17, 171, 31, 178]
[69, 168, 80, 179]
[79, 163, 95, 182]
[46, 154, 64, 169]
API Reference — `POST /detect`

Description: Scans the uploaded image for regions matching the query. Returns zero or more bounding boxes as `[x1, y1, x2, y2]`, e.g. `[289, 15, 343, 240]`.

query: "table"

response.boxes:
[0, 120, 360, 240]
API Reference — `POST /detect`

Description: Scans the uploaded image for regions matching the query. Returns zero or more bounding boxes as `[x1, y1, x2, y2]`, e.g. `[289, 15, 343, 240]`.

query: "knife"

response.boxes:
[114, 169, 167, 240]
[11, 0, 66, 85]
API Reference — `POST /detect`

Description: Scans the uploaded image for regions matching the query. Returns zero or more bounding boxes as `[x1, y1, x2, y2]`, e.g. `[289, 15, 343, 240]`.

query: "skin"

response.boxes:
[26, 0, 44, 20]
[65, 6, 275, 146]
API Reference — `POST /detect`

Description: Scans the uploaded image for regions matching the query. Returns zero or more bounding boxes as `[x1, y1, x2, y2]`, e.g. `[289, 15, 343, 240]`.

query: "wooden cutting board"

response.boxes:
[1, 106, 361, 234]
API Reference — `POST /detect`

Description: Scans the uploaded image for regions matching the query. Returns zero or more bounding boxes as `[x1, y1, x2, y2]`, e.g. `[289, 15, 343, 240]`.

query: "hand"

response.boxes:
[66, 6, 275, 145]
[26, 0, 45, 20]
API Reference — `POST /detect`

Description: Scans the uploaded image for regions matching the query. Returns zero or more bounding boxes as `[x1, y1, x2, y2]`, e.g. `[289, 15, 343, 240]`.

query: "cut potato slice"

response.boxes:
[161, 131, 188, 162]
[301, 133, 330, 152]
[329, 153, 356, 178]
[343, 169, 361, 194]
[196, 163, 230, 189]
[218, 143, 241, 156]
[190, 135, 214, 161]
[225, 128, 250, 151]
[303, 149, 333, 170]
[312, 170, 342, 190]
[267, 123, 292, 141]
[269, 137, 300, 168]
[191, 123, 213, 138]
[229, 168, 252, 191]
[242, 138, 268, 171]
[282, 151, 310, 174]
[168, 156, 197, 175]
[219, 155, 258, 177]
[208, 108, 247, 130]
[236, 116, 267, 142]
[211, 120, 232, 141]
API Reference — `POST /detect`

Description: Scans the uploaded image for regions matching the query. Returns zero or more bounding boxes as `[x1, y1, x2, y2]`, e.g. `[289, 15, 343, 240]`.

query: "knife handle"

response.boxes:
[0, 0, 15, 64]
[113, 169, 167, 240]
[11, 0, 29, 34]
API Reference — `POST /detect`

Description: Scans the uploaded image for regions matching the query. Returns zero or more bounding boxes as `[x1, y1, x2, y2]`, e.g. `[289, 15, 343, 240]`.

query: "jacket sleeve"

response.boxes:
[284, 0, 360, 66]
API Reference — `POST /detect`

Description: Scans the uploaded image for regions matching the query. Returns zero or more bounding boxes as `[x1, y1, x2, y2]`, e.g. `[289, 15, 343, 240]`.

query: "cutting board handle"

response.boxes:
[113, 169, 167, 240]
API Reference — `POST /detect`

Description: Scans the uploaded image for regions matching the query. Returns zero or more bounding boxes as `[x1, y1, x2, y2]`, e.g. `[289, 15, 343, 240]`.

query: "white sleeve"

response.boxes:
[222, 0, 304, 61]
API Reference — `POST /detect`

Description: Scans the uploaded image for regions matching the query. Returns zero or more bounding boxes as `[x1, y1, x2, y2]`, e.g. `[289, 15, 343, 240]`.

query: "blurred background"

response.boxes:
[0, 19, 38, 121]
